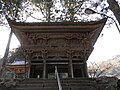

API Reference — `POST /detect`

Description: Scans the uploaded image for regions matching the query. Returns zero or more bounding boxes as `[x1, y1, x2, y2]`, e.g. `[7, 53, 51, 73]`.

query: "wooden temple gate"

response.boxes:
[9, 19, 107, 79]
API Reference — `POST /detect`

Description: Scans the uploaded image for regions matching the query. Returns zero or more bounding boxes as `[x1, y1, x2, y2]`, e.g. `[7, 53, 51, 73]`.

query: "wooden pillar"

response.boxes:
[68, 50, 74, 78]
[69, 59, 74, 78]
[24, 52, 29, 78]
[83, 49, 88, 77]
[28, 62, 31, 78]
[43, 60, 46, 79]
[80, 64, 85, 77]
[42, 50, 47, 79]
[82, 37, 88, 77]
[24, 49, 32, 78]
[83, 62, 88, 77]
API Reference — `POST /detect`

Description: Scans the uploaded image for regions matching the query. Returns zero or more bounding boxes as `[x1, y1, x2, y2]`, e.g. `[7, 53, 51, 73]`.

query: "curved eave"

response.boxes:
[9, 19, 107, 32]
[8, 18, 107, 46]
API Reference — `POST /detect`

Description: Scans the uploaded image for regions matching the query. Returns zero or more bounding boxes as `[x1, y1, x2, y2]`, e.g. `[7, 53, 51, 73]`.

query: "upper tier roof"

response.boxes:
[8, 18, 107, 46]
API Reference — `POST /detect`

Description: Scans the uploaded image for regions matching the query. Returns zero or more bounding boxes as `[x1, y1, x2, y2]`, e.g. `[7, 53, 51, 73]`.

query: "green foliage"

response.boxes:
[29, 0, 54, 22]
[60, 0, 84, 21]
[29, 0, 85, 22]
[8, 47, 25, 63]
[0, 0, 33, 23]
[1, 0, 24, 19]
[28, 0, 111, 22]
[0, 0, 114, 23]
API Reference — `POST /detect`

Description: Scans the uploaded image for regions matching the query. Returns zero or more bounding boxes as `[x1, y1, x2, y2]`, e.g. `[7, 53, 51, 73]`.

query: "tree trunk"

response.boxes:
[107, 0, 120, 25]
[2, 30, 13, 66]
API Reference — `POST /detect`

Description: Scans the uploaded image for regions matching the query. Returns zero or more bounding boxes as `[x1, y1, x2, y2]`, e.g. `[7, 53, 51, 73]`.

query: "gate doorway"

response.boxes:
[47, 64, 69, 79]
[30, 65, 43, 78]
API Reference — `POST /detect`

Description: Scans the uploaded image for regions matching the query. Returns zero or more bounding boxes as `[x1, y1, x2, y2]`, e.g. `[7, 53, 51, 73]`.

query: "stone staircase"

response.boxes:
[14, 78, 97, 90]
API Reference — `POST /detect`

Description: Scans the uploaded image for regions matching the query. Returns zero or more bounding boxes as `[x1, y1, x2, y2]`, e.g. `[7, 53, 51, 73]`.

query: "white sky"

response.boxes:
[0, 27, 20, 58]
[88, 22, 120, 63]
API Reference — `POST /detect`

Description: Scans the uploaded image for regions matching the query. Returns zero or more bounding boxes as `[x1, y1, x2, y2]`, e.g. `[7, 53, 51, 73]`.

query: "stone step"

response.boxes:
[14, 78, 97, 90]
[15, 87, 43, 90]
[15, 86, 96, 90]
[17, 83, 44, 87]
[15, 86, 59, 90]
[12, 77, 118, 90]
[21, 78, 96, 84]
[22, 79, 57, 83]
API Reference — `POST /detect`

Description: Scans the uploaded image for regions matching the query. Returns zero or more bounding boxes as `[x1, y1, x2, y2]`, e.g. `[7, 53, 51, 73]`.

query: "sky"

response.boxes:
[87, 22, 120, 63]
[0, 20, 120, 63]
[0, 27, 20, 58]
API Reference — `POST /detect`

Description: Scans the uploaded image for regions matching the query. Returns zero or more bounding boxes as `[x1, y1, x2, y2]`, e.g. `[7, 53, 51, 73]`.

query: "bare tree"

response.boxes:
[88, 61, 116, 78]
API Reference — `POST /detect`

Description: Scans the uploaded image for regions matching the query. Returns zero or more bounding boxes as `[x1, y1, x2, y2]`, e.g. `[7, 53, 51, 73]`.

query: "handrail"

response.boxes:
[55, 66, 62, 90]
